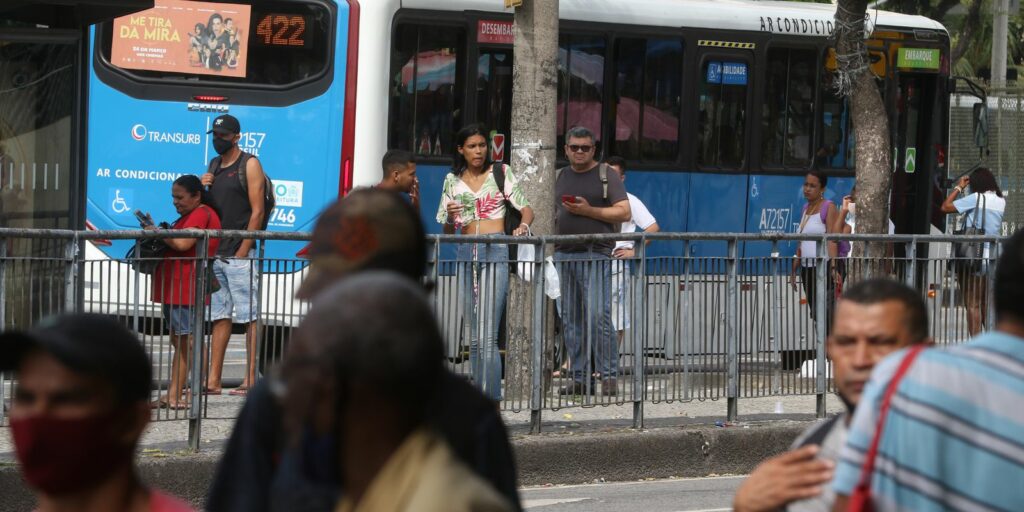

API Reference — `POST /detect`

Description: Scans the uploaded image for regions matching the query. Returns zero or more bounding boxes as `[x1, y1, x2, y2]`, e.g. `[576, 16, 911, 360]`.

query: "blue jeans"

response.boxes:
[555, 251, 617, 384]
[457, 238, 509, 401]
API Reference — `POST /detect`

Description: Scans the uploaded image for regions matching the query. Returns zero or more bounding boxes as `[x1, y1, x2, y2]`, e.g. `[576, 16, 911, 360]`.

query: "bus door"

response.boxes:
[891, 47, 943, 235]
[471, 19, 514, 166]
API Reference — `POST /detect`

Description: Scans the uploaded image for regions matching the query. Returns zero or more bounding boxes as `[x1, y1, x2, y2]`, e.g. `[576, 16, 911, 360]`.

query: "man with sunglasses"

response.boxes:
[553, 126, 631, 397]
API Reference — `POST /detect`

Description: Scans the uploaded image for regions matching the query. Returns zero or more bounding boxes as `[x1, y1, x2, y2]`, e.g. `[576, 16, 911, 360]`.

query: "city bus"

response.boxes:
[81, 0, 954, 363]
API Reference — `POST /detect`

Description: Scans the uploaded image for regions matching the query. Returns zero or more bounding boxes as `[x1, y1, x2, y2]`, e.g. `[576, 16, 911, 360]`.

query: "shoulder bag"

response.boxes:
[952, 194, 986, 271]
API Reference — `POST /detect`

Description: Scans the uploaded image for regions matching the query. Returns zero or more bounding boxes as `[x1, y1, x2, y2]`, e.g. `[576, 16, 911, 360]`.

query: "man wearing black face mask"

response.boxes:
[201, 114, 267, 397]
[1, 313, 194, 511]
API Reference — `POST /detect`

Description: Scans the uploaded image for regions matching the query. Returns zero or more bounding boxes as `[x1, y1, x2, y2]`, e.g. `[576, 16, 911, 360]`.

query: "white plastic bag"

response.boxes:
[544, 256, 561, 300]
[516, 243, 535, 282]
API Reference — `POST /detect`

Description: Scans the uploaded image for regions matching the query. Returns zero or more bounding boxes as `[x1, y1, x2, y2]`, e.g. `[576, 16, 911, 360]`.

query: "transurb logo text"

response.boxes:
[760, 16, 835, 35]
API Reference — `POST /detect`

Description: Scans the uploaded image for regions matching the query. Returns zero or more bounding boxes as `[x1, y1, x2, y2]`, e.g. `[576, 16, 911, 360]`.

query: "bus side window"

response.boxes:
[762, 48, 815, 168]
[612, 38, 683, 162]
[388, 24, 466, 157]
[698, 60, 748, 168]
[818, 64, 854, 169]
[557, 35, 606, 151]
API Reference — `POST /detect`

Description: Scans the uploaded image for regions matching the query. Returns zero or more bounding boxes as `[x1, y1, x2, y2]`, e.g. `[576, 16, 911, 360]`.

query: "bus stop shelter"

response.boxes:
[1, 0, 152, 231]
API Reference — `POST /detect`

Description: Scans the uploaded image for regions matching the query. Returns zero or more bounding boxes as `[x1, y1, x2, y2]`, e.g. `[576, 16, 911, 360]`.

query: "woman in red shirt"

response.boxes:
[150, 175, 221, 410]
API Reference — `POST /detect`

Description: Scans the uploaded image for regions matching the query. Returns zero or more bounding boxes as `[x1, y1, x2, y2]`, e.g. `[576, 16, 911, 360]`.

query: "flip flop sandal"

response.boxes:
[228, 387, 249, 396]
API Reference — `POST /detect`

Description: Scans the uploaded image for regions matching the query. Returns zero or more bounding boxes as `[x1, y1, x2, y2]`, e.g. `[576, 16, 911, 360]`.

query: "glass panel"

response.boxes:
[697, 60, 748, 168]
[763, 48, 815, 168]
[613, 38, 645, 159]
[557, 35, 605, 149]
[818, 65, 854, 169]
[477, 49, 512, 164]
[101, 0, 332, 86]
[388, 24, 465, 156]
[641, 39, 682, 161]
[0, 40, 76, 327]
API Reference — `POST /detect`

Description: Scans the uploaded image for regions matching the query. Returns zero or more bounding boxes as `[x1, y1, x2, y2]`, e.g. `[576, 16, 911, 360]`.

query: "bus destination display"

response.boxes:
[111, 0, 251, 78]
[254, 14, 312, 48]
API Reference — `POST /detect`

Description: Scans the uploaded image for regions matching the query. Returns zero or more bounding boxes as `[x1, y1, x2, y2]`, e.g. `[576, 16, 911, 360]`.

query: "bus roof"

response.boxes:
[402, 0, 947, 35]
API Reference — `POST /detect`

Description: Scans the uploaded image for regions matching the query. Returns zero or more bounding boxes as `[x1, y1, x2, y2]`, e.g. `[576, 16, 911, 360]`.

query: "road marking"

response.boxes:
[524, 498, 589, 509]
[521, 475, 746, 491]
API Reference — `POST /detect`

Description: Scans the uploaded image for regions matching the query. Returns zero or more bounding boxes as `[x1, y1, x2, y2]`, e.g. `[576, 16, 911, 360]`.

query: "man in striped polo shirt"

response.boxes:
[733, 279, 930, 512]
[833, 229, 1024, 511]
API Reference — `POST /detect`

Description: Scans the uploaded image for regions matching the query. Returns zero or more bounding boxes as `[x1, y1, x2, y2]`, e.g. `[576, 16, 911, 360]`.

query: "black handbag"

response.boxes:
[952, 193, 986, 269]
[124, 222, 170, 275]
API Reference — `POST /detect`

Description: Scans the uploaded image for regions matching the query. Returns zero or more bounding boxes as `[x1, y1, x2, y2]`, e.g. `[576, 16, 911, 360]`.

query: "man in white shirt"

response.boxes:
[605, 157, 659, 350]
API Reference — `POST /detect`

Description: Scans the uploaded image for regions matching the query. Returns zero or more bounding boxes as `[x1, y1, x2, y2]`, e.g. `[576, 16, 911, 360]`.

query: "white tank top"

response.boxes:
[799, 206, 826, 267]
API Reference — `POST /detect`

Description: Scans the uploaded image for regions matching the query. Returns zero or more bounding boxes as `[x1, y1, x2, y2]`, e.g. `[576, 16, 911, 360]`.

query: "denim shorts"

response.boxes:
[163, 305, 194, 336]
[209, 251, 260, 323]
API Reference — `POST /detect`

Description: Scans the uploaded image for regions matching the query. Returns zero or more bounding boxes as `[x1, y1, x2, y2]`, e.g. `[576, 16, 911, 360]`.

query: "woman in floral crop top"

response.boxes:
[435, 124, 534, 402]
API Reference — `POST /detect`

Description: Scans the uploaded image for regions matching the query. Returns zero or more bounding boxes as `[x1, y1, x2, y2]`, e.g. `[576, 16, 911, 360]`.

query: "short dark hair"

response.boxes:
[382, 149, 415, 175]
[565, 126, 595, 143]
[807, 170, 828, 189]
[839, 278, 928, 342]
[283, 272, 444, 434]
[996, 229, 1024, 322]
[604, 156, 626, 173]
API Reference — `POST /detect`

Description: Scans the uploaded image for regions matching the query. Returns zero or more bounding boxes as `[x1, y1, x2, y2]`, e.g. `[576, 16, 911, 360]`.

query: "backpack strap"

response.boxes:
[819, 199, 831, 224]
[493, 163, 506, 198]
[237, 151, 253, 193]
[599, 164, 608, 202]
[207, 156, 222, 177]
[795, 414, 842, 448]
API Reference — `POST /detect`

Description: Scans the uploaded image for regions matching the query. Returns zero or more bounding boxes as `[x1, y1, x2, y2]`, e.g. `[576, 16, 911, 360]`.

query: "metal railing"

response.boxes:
[0, 228, 1004, 448]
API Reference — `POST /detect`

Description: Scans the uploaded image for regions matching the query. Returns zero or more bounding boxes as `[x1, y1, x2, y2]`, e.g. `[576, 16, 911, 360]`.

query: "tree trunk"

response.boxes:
[835, 0, 891, 270]
[506, 0, 558, 403]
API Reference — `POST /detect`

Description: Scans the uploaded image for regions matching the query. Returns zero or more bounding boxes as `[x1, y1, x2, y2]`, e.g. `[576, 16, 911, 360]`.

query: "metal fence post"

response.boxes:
[815, 236, 828, 418]
[769, 240, 782, 395]
[986, 238, 999, 331]
[632, 234, 646, 429]
[63, 235, 78, 313]
[0, 239, 6, 425]
[188, 235, 209, 452]
[726, 238, 739, 422]
[904, 240, 917, 289]
[530, 240, 546, 434]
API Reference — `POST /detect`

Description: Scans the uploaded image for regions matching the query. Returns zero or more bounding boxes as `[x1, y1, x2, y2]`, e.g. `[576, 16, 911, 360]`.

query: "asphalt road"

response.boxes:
[521, 476, 744, 511]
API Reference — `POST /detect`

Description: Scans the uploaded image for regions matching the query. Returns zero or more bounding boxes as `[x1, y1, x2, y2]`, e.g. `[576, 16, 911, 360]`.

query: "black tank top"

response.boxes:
[209, 155, 251, 256]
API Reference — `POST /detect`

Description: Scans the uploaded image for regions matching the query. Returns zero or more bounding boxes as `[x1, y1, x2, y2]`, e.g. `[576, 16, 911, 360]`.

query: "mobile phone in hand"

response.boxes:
[134, 209, 153, 227]
[561, 194, 576, 204]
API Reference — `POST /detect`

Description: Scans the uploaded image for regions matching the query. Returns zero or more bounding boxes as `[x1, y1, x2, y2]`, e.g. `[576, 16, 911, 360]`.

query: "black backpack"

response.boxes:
[207, 151, 275, 230]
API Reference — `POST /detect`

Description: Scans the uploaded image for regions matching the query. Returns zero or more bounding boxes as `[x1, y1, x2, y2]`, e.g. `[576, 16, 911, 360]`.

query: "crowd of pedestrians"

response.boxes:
[2, 122, 1021, 511]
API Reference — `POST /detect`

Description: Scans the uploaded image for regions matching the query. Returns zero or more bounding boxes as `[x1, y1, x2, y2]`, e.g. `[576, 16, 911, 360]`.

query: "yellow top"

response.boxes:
[335, 428, 513, 512]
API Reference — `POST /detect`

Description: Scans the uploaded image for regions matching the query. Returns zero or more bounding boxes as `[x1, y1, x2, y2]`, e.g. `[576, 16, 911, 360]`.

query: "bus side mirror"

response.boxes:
[973, 103, 989, 148]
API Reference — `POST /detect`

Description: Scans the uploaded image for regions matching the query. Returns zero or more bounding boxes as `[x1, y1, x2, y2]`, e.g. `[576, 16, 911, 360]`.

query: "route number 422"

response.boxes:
[270, 208, 296, 225]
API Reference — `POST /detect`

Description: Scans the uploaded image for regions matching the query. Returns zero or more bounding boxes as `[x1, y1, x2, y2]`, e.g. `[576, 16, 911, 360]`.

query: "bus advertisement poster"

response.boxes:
[111, 0, 251, 78]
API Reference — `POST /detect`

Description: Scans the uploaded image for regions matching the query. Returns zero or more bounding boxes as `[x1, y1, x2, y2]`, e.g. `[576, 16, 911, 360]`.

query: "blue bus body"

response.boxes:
[86, 2, 351, 262]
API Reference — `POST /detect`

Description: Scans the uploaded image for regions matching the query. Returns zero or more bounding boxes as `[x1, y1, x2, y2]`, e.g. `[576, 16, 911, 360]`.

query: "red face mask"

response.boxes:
[10, 411, 135, 495]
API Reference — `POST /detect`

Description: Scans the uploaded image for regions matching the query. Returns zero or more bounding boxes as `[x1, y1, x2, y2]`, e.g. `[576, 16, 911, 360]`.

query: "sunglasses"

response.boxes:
[568, 144, 593, 153]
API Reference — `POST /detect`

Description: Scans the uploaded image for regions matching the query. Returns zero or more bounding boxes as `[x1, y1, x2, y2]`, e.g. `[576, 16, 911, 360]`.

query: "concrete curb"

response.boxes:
[0, 421, 810, 510]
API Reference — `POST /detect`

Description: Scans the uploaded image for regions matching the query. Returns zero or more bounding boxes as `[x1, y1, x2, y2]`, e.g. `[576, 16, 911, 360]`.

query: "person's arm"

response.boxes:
[513, 206, 535, 236]
[236, 158, 267, 258]
[835, 195, 852, 234]
[564, 198, 631, 223]
[732, 445, 834, 512]
[436, 177, 459, 235]
[940, 175, 971, 214]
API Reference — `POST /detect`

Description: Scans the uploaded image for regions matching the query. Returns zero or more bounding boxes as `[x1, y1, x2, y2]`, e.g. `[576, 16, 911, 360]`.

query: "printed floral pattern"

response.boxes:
[435, 165, 530, 225]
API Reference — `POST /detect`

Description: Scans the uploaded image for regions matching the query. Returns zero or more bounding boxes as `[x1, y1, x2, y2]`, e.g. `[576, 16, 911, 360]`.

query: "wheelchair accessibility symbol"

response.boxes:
[111, 189, 131, 214]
